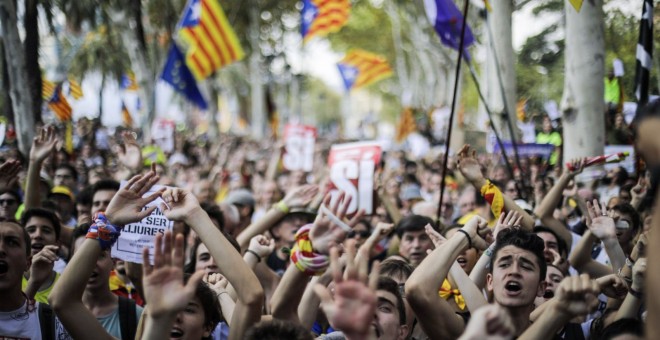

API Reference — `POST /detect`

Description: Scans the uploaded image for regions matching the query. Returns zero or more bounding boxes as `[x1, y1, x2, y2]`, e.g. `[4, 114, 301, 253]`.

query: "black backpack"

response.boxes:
[38, 297, 137, 340]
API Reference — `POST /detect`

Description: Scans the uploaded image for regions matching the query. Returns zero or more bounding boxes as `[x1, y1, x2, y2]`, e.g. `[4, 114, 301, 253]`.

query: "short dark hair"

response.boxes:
[21, 208, 62, 240]
[244, 319, 314, 340]
[91, 179, 120, 197]
[490, 227, 547, 281]
[379, 258, 414, 281]
[533, 226, 568, 257]
[0, 218, 30, 257]
[600, 318, 644, 340]
[378, 276, 406, 325]
[0, 189, 21, 203]
[76, 186, 94, 206]
[184, 232, 240, 274]
[396, 214, 436, 238]
[611, 203, 641, 233]
[56, 164, 78, 182]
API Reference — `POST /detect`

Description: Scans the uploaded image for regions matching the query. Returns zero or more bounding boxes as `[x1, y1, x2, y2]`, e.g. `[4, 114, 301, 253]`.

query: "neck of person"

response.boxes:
[504, 303, 535, 336]
[0, 287, 27, 311]
[83, 286, 118, 315]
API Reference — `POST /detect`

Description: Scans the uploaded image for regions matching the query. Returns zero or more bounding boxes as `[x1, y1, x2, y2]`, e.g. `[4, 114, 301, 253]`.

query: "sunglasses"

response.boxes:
[0, 199, 17, 206]
[348, 230, 371, 239]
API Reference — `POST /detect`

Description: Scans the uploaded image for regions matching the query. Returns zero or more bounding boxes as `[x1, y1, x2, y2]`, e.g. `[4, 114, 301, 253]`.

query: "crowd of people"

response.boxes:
[0, 100, 659, 340]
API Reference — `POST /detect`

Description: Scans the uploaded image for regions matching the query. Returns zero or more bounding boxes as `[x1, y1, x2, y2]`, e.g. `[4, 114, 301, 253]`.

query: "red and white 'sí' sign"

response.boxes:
[328, 141, 382, 215]
[283, 124, 317, 172]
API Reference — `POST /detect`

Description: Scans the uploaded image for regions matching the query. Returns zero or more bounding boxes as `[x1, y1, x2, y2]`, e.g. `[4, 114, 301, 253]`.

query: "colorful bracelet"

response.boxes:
[86, 212, 121, 251]
[290, 224, 329, 276]
[275, 200, 289, 214]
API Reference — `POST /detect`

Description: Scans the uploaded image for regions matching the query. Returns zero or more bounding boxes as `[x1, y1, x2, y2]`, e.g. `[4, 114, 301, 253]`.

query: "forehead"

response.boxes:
[25, 216, 54, 228]
[196, 242, 209, 256]
[93, 190, 116, 201]
[535, 231, 557, 243]
[376, 290, 399, 309]
[402, 229, 427, 238]
[546, 265, 563, 278]
[0, 222, 25, 239]
[494, 245, 538, 263]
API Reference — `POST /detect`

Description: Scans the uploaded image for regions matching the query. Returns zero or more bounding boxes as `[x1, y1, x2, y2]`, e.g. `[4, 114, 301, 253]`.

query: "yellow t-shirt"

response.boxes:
[22, 273, 60, 304]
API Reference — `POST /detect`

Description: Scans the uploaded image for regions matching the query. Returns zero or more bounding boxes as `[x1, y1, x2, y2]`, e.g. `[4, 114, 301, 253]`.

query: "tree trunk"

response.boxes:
[0, 0, 36, 156]
[561, 0, 605, 162]
[485, 0, 518, 140]
[0, 37, 14, 125]
[249, 4, 264, 137]
[24, 0, 42, 124]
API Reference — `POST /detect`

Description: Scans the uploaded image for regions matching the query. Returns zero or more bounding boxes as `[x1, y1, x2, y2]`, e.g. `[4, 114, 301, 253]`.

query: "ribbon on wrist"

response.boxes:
[86, 212, 121, 250]
[290, 224, 329, 276]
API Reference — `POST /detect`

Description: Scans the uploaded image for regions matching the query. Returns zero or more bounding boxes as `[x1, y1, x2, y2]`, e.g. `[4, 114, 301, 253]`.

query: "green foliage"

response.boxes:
[68, 26, 131, 82]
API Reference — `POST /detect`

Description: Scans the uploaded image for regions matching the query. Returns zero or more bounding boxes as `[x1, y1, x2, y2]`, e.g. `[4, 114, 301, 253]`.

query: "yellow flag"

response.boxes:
[568, 0, 583, 12]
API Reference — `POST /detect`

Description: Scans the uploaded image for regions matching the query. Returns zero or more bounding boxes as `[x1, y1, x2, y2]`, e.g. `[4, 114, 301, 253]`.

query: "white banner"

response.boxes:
[283, 124, 316, 172]
[328, 141, 382, 215]
[111, 183, 173, 264]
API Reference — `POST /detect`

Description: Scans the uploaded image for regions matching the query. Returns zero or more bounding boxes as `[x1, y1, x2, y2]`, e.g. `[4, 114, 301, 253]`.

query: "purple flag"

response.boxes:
[423, 0, 475, 60]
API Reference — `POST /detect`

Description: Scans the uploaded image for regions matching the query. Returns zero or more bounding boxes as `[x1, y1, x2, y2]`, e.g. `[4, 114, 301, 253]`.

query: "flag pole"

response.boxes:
[436, 0, 471, 226]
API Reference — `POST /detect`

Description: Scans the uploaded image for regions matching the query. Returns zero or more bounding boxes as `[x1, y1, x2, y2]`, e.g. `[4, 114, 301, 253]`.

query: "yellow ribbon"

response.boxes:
[480, 180, 504, 220]
[439, 279, 466, 311]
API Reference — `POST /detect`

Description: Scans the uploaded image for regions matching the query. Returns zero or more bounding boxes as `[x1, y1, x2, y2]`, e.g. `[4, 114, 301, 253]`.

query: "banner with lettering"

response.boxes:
[111, 183, 173, 264]
[328, 141, 382, 215]
[283, 124, 317, 172]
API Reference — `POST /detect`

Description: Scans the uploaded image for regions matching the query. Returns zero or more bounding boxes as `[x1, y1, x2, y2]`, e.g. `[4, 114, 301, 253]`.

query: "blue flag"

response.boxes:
[423, 0, 475, 60]
[160, 42, 208, 110]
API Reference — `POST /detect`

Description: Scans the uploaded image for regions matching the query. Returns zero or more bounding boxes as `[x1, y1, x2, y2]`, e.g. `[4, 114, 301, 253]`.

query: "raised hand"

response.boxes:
[142, 231, 205, 319]
[425, 224, 447, 248]
[281, 184, 320, 209]
[204, 272, 229, 296]
[115, 131, 143, 172]
[456, 144, 485, 185]
[595, 274, 628, 299]
[369, 222, 394, 242]
[631, 177, 648, 203]
[458, 304, 515, 340]
[554, 274, 600, 318]
[494, 211, 522, 240]
[30, 125, 58, 163]
[313, 244, 380, 339]
[160, 187, 202, 222]
[566, 158, 586, 178]
[248, 234, 275, 259]
[310, 192, 365, 254]
[29, 245, 59, 285]
[586, 199, 616, 241]
[631, 257, 646, 292]
[105, 164, 164, 226]
[0, 159, 21, 191]
[461, 216, 490, 250]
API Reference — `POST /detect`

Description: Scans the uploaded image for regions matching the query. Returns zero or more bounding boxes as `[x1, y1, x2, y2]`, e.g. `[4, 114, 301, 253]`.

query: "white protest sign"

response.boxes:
[283, 124, 316, 172]
[151, 118, 175, 153]
[111, 183, 173, 264]
[328, 141, 382, 215]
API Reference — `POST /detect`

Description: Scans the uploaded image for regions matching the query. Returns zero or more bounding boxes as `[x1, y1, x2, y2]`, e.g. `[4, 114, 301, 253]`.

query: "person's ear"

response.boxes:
[397, 324, 409, 340]
[537, 279, 547, 297]
[203, 324, 213, 338]
[486, 273, 494, 292]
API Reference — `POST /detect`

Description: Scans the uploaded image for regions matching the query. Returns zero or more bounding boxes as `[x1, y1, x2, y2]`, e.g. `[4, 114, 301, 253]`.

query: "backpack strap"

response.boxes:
[38, 303, 55, 340]
[118, 296, 137, 340]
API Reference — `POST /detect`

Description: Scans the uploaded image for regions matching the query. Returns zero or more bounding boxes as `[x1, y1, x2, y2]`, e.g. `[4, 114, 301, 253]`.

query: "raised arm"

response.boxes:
[568, 230, 612, 278]
[270, 192, 363, 323]
[161, 187, 264, 340]
[49, 170, 161, 340]
[616, 257, 646, 321]
[236, 184, 318, 250]
[25, 126, 57, 210]
[113, 131, 144, 182]
[456, 145, 535, 230]
[405, 217, 485, 339]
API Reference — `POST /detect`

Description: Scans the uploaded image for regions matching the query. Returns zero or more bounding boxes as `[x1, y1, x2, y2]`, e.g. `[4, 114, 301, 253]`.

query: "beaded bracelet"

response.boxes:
[290, 224, 329, 276]
[86, 212, 121, 251]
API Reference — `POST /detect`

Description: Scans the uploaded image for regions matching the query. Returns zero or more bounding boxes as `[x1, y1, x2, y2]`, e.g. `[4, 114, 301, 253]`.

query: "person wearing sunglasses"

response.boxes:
[0, 190, 20, 220]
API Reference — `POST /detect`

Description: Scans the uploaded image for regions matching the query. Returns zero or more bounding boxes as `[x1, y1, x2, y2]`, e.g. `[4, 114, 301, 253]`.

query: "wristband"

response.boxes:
[86, 212, 121, 251]
[290, 224, 329, 276]
[245, 249, 262, 263]
[275, 200, 289, 214]
[456, 229, 472, 250]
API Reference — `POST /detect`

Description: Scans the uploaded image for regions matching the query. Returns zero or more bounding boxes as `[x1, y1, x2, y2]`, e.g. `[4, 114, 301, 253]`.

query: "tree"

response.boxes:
[0, 0, 36, 156]
[561, 0, 605, 161]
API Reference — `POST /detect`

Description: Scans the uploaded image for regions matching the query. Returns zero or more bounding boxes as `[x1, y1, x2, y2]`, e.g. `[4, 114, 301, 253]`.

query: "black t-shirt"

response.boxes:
[266, 252, 288, 276]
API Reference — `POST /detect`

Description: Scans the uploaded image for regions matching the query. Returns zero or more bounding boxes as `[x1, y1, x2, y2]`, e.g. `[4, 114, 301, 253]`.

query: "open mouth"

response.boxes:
[31, 243, 44, 253]
[457, 257, 468, 267]
[543, 290, 554, 299]
[0, 260, 8, 275]
[504, 281, 522, 293]
[170, 327, 184, 339]
[372, 323, 381, 338]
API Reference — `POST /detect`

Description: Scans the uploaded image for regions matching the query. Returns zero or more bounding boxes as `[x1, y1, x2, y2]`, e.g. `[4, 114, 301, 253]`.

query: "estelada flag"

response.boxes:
[301, 0, 350, 43]
[177, 0, 245, 80]
[337, 50, 393, 90]
[47, 84, 72, 122]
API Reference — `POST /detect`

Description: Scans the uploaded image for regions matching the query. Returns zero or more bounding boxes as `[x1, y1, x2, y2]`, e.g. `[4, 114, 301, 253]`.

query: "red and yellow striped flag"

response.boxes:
[47, 85, 72, 122]
[68, 77, 83, 99]
[395, 107, 416, 142]
[42, 78, 56, 100]
[301, 0, 351, 43]
[177, 0, 245, 80]
[337, 50, 393, 90]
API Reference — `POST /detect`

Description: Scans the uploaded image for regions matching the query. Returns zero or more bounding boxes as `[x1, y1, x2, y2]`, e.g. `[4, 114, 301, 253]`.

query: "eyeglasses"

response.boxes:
[0, 199, 17, 206]
[348, 230, 371, 239]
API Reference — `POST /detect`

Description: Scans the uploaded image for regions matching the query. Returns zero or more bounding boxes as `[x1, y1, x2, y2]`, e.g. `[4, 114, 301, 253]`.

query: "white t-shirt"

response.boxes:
[0, 301, 70, 340]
